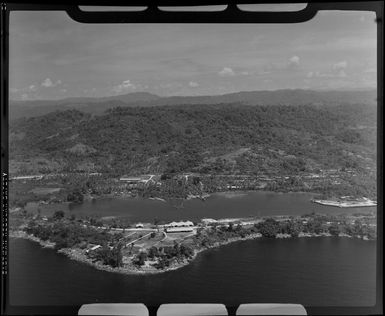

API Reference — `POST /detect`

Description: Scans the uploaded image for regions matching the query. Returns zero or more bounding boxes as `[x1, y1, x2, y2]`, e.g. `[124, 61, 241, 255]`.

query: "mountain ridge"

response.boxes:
[9, 89, 377, 119]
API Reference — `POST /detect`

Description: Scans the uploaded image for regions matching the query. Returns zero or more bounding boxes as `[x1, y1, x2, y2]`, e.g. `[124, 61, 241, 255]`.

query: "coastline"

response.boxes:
[10, 228, 373, 276]
[9, 230, 263, 275]
[10, 230, 56, 248]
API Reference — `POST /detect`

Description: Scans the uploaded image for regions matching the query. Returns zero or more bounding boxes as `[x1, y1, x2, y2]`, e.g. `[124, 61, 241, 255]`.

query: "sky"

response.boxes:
[9, 8, 377, 100]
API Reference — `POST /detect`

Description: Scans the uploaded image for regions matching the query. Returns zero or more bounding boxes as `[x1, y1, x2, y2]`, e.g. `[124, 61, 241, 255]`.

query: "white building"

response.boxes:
[164, 220, 194, 233]
[165, 221, 194, 228]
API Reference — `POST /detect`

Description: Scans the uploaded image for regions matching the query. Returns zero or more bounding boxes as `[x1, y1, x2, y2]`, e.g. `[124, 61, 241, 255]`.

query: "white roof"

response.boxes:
[166, 221, 194, 227]
[166, 227, 194, 232]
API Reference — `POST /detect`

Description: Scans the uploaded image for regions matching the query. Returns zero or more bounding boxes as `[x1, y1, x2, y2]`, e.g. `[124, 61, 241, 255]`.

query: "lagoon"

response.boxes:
[26, 191, 376, 223]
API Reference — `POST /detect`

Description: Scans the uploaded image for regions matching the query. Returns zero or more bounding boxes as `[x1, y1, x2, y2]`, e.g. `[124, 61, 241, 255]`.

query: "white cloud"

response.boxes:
[331, 61, 348, 77]
[289, 55, 300, 66]
[41, 78, 53, 87]
[112, 79, 137, 93]
[41, 78, 62, 88]
[307, 61, 349, 80]
[241, 71, 249, 76]
[218, 67, 235, 77]
[332, 60, 347, 71]
[188, 81, 199, 88]
[28, 85, 37, 92]
[21, 94, 29, 100]
[306, 70, 346, 79]
[9, 88, 18, 93]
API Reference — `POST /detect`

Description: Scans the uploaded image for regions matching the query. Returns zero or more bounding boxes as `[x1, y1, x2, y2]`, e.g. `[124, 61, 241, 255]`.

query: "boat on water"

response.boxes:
[312, 198, 377, 208]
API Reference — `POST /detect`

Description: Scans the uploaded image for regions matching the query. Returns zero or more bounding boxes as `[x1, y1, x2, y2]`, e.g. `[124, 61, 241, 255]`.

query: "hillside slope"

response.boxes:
[10, 103, 376, 182]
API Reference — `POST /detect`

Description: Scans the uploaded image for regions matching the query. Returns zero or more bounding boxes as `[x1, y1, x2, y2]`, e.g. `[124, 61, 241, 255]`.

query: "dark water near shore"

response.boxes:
[28, 191, 376, 222]
[14, 192, 377, 308]
[10, 237, 376, 307]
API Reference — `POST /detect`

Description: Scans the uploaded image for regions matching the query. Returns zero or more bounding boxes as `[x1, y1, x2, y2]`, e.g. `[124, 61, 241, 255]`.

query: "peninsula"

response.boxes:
[10, 209, 377, 275]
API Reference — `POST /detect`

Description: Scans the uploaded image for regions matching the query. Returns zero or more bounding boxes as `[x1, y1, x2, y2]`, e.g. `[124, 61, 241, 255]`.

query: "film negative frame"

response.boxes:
[1, 1, 383, 315]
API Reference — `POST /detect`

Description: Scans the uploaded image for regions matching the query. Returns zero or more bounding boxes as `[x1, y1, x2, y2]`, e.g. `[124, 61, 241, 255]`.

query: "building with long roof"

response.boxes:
[164, 220, 194, 233]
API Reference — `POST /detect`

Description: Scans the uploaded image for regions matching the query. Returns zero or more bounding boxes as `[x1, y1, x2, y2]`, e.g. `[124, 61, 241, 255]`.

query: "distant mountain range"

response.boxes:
[9, 89, 377, 119]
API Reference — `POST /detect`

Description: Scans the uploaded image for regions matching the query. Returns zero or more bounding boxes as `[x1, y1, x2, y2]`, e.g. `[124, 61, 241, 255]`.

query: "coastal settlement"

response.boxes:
[10, 207, 377, 275]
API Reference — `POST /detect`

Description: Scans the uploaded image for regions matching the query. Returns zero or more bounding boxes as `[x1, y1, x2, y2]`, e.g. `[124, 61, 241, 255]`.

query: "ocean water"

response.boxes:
[10, 237, 376, 307]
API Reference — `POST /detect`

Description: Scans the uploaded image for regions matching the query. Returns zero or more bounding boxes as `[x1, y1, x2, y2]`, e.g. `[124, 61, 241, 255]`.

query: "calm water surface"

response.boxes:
[27, 191, 376, 222]
[10, 237, 376, 307]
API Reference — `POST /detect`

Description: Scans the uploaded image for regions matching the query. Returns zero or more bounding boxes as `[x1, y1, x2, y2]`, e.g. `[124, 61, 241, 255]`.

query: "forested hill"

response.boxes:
[10, 103, 376, 182]
[9, 89, 376, 119]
